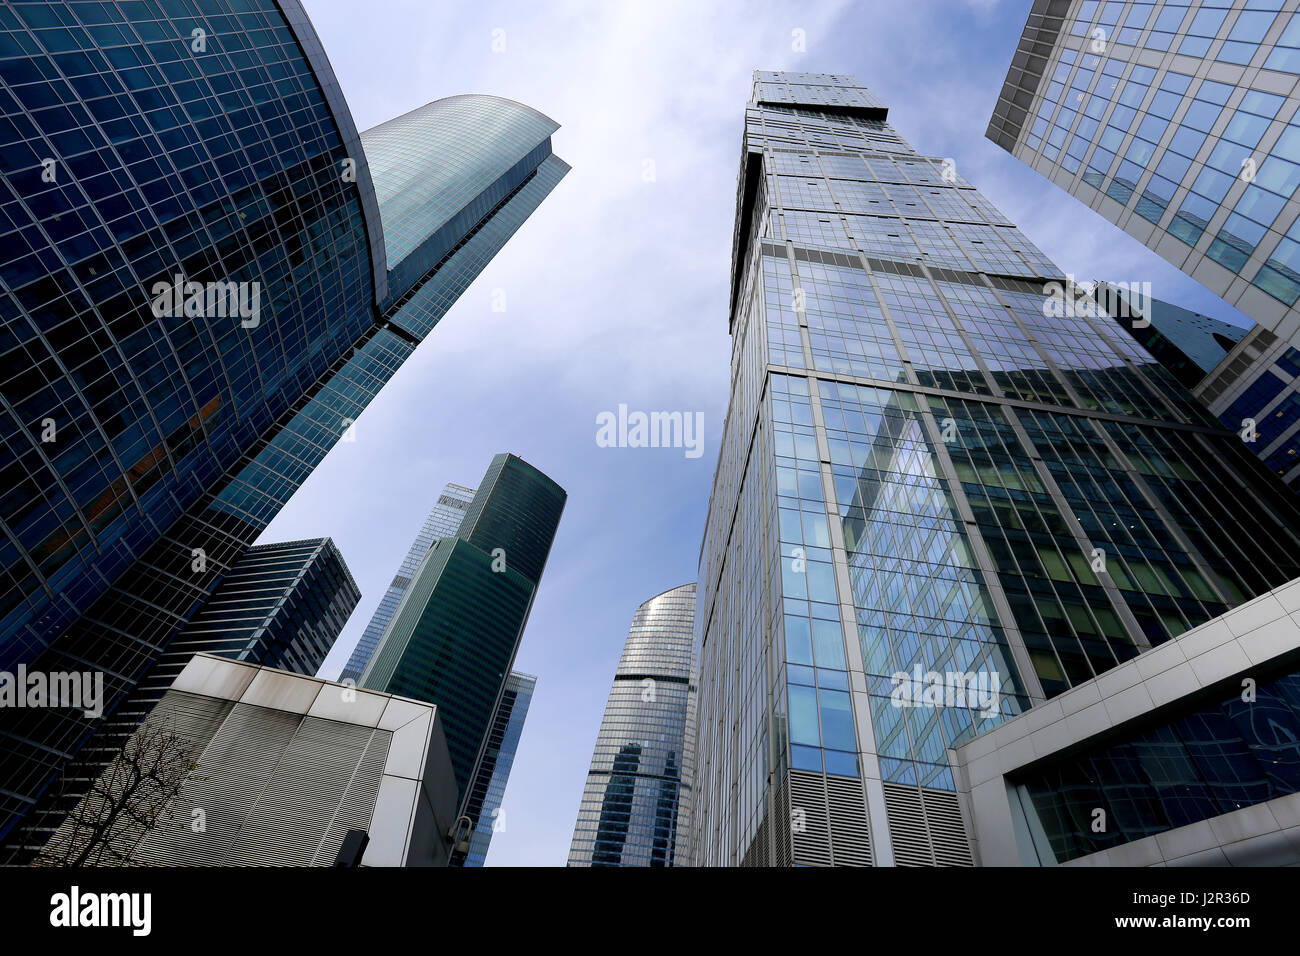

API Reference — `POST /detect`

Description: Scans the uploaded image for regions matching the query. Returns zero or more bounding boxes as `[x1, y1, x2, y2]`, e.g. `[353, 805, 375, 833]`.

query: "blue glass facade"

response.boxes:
[691, 71, 1300, 867]
[568, 583, 696, 867]
[1018, 662, 1300, 864]
[0, 0, 567, 856]
[989, 1, 1300, 350]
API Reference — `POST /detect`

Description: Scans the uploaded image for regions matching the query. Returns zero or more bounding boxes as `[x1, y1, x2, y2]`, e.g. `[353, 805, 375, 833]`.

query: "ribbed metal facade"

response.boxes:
[131, 692, 393, 867]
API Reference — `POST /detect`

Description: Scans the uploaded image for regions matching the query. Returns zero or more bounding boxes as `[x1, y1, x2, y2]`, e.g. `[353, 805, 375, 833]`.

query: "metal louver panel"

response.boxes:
[133, 698, 393, 866]
[789, 770, 831, 867]
[924, 788, 975, 867]
[773, 770, 793, 868]
[41, 690, 236, 866]
[135, 700, 303, 866]
[882, 782, 974, 867]
[225, 716, 388, 866]
[825, 775, 873, 866]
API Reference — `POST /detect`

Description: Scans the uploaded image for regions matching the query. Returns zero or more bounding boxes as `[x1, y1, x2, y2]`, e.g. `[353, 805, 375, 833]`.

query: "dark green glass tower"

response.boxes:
[359, 453, 564, 801]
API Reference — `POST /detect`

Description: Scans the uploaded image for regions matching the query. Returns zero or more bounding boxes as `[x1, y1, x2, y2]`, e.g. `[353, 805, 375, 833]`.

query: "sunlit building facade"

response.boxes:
[455, 670, 536, 867]
[990, 0, 1300, 341]
[0, 0, 566, 858]
[690, 70, 1300, 867]
[339, 482, 476, 683]
[989, 2, 1300, 489]
[568, 583, 696, 867]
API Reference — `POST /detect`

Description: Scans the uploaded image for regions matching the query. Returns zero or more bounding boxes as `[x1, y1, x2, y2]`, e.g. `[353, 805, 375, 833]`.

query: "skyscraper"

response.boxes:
[988, 0, 1300, 488]
[339, 482, 476, 684]
[138, 537, 358, 696]
[568, 583, 696, 867]
[454, 670, 536, 867]
[360, 453, 565, 803]
[0, 0, 567, 853]
[690, 70, 1300, 867]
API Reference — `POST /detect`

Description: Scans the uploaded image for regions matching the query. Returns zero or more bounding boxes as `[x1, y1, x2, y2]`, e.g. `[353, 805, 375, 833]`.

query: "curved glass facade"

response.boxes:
[0, 1, 567, 854]
[568, 583, 697, 867]
[362, 94, 559, 301]
[0, 0, 375, 671]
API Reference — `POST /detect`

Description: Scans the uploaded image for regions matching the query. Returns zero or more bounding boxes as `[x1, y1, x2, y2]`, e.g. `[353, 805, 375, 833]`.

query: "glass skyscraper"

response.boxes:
[338, 481, 476, 683]
[989, 2, 1300, 489]
[568, 583, 696, 867]
[990, 0, 1300, 337]
[689, 70, 1300, 867]
[454, 669, 536, 867]
[359, 453, 565, 803]
[0, 0, 566, 857]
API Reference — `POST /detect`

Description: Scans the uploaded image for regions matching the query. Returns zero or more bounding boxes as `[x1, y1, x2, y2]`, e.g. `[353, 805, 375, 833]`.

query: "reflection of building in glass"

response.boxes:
[339, 483, 476, 683]
[568, 583, 696, 867]
[953, 579, 1300, 866]
[1092, 282, 1300, 490]
[454, 670, 536, 867]
[691, 70, 1300, 868]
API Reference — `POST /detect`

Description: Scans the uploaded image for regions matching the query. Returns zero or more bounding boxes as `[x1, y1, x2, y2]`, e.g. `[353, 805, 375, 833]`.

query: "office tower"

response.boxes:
[120, 537, 359, 717]
[453, 670, 536, 867]
[954, 577, 1300, 866]
[360, 453, 564, 803]
[0, 0, 567, 855]
[568, 583, 696, 867]
[690, 70, 1300, 867]
[39, 654, 459, 867]
[1197, 324, 1300, 485]
[1092, 281, 1300, 487]
[989, 2, 1300, 487]
[339, 483, 476, 684]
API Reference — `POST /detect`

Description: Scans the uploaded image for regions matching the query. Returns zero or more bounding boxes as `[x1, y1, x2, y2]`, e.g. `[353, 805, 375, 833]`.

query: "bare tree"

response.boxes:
[34, 717, 200, 867]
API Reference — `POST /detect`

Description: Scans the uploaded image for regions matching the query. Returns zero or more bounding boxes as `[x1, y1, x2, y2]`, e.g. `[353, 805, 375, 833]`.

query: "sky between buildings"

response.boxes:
[259, 0, 1256, 866]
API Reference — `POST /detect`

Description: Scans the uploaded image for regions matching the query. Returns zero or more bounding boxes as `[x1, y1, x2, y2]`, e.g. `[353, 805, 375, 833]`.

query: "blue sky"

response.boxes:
[260, 0, 1255, 866]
